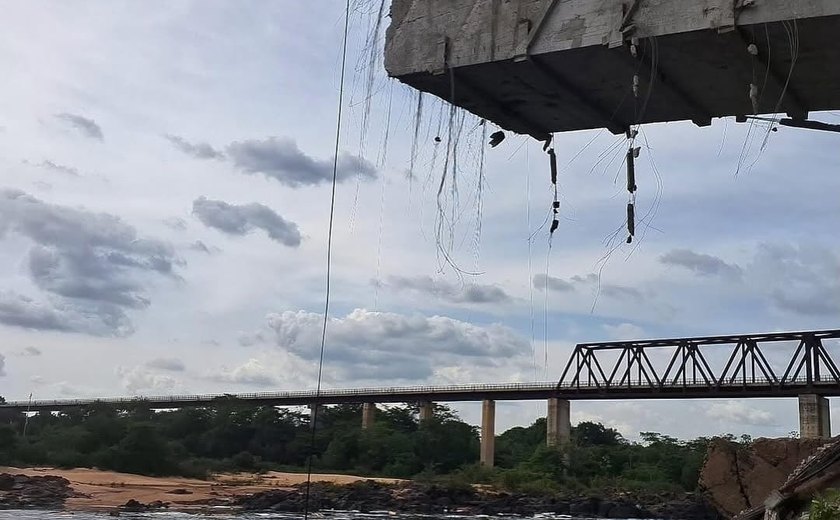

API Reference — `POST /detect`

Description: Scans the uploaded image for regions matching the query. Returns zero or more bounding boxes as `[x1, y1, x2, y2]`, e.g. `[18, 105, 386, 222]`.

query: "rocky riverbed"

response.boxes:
[1, 438, 827, 519]
[233, 480, 721, 520]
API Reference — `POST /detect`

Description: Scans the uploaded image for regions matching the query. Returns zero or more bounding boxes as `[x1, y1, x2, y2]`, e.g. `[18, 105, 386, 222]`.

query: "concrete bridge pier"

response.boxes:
[480, 399, 495, 467]
[546, 398, 571, 447]
[362, 403, 376, 430]
[799, 394, 831, 439]
[419, 401, 434, 423]
[308, 403, 324, 429]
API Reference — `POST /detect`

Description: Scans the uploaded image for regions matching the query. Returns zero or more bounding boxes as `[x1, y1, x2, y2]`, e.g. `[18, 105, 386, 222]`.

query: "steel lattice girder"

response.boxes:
[558, 329, 840, 393]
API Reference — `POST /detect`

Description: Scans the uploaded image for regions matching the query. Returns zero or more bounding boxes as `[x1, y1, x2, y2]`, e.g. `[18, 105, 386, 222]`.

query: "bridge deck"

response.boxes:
[4, 329, 838, 413]
[386, 0, 840, 137]
[2, 378, 839, 413]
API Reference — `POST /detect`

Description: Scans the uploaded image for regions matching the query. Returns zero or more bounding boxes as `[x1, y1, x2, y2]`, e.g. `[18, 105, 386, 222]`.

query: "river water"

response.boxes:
[0, 512, 609, 520]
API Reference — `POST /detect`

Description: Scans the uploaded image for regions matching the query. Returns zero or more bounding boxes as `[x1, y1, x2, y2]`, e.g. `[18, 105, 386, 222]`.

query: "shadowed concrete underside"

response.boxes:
[385, 0, 840, 137]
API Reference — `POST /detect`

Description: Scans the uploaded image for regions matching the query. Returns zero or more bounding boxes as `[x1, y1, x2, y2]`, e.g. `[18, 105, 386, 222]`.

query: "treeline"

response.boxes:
[0, 399, 726, 494]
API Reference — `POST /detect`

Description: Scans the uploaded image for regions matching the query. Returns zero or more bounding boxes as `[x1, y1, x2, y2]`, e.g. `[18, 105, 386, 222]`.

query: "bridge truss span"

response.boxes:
[558, 329, 840, 397]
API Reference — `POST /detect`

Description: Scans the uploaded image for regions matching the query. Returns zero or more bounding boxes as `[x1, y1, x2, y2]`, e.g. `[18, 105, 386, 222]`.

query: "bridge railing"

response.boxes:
[1, 375, 836, 409]
[2, 381, 559, 408]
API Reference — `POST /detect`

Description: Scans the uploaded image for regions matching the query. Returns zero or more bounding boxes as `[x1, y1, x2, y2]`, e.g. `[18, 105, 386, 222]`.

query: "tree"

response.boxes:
[574, 422, 623, 446]
[0, 424, 17, 465]
[109, 423, 176, 475]
[496, 419, 546, 468]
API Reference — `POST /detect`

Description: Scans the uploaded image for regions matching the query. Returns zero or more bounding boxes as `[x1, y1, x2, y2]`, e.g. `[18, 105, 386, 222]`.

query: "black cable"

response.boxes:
[303, 0, 351, 517]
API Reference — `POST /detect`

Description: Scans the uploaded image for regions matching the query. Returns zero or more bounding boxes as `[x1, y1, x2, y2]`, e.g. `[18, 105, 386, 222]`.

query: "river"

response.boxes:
[0, 511, 611, 520]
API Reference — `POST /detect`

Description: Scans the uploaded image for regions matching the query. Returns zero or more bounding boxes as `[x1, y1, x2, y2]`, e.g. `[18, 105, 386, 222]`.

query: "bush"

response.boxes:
[811, 491, 840, 520]
[231, 451, 257, 470]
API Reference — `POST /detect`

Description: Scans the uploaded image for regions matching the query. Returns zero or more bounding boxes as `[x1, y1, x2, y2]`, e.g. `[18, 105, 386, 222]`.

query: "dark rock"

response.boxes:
[121, 499, 169, 512]
[167, 488, 192, 495]
[0, 473, 72, 510]
[231, 479, 719, 520]
[607, 502, 648, 519]
[650, 495, 723, 520]
[121, 499, 146, 512]
[569, 497, 599, 516]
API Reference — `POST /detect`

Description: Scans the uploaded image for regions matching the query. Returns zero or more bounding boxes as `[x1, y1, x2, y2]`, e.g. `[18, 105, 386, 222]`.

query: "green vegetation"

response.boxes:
[0, 400, 714, 494]
[810, 490, 840, 520]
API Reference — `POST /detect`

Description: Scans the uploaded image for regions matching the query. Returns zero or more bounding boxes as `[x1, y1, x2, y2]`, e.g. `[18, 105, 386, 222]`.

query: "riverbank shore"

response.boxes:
[0, 466, 401, 513]
[0, 466, 720, 519]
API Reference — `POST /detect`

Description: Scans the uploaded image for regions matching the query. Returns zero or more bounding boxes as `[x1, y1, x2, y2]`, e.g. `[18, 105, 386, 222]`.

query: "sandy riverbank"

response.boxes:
[0, 466, 402, 512]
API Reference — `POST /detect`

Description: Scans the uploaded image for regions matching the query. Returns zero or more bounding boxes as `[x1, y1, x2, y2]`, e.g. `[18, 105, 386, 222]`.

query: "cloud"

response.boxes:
[54, 113, 103, 140]
[385, 275, 511, 304]
[117, 366, 178, 394]
[188, 240, 219, 254]
[266, 308, 529, 380]
[533, 274, 575, 292]
[602, 323, 646, 340]
[571, 274, 599, 284]
[660, 249, 742, 278]
[0, 189, 179, 335]
[227, 137, 376, 187]
[19, 346, 42, 357]
[210, 358, 282, 387]
[0, 353, 5, 376]
[145, 357, 185, 372]
[165, 134, 225, 160]
[192, 196, 301, 247]
[526, 272, 650, 307]
[238, 331, 265, 347]
[600, 284, 644, 302]
[34, 160, 80, 177]
[706, 401, 775, 426]
[750, 243, 840, 316]
[0, 291, 132, 336]
[163, 217, 188, 231]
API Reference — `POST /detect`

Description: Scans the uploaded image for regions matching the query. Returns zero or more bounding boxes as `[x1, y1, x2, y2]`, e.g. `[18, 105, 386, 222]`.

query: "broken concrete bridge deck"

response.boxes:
[385, 0, 840, 137]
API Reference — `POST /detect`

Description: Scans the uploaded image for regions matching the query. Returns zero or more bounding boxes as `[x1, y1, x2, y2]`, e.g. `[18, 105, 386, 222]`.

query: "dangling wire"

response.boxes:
[472, 120, 487, 272]
[625, 128, 639, 244]
[408, 91, 424, 200]
[546, 136, 560, 237]
[624, 37, 650, 245]
[542, 134, 559, 380]
[303, 0, 350, 517]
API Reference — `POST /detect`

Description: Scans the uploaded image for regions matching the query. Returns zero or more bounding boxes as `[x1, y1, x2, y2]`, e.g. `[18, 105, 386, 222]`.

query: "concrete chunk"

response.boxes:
[385, 0, 840, 135]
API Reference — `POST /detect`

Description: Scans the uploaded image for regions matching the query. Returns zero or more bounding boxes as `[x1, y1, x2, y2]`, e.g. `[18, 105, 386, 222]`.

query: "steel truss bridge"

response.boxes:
[2, 329, 839, 413]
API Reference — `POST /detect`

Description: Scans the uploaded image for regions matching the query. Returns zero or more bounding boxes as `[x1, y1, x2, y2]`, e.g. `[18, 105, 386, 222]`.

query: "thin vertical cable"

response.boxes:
[303, 0, 351, 518]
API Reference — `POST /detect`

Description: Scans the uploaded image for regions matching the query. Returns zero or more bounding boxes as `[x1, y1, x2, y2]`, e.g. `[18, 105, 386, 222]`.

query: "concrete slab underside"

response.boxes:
[385, 0, 840, 137]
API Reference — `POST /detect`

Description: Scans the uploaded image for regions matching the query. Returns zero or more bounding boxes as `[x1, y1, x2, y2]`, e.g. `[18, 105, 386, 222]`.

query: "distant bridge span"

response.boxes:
[2, 329, 839, 466]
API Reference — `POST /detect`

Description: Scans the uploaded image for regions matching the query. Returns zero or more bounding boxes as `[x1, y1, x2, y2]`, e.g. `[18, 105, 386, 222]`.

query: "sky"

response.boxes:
[0, 1, 838, 441]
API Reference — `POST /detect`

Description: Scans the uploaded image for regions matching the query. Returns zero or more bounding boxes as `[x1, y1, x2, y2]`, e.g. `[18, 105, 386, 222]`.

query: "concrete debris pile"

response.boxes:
[699, 437, 829, 517]
[733, 437, 840, 520]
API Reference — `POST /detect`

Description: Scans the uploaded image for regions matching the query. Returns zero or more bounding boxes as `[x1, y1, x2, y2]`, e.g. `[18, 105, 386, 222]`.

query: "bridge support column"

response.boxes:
[799, 394, 831, 439]
[419, 401, 434, 423]
[547, 398, 571, 447]
[308, 403, 324, 429]
[362, 403, 376, 430]
[480, 399, 495, 467]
